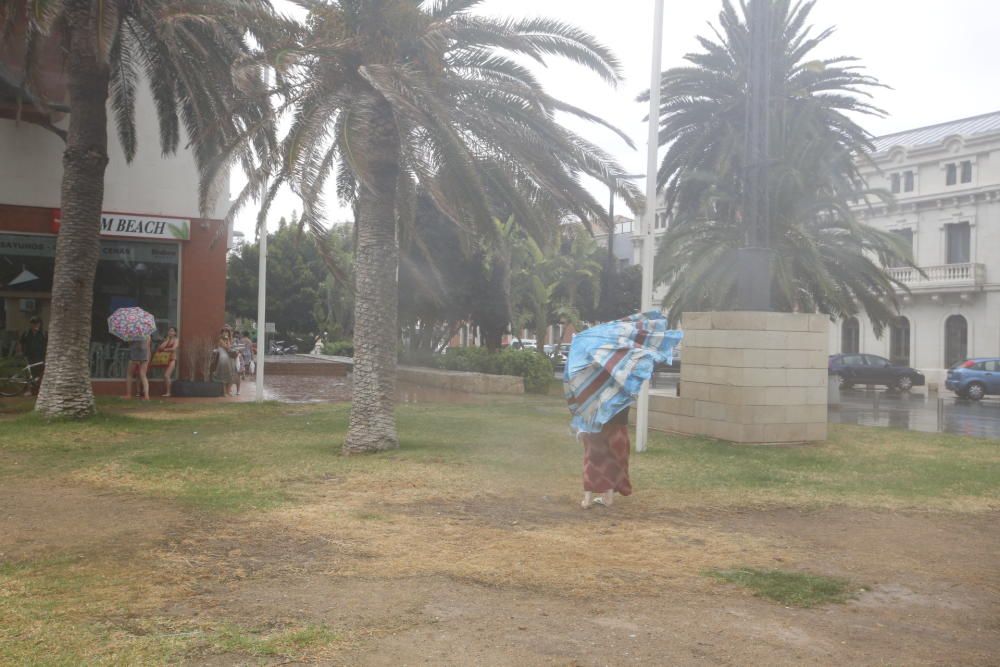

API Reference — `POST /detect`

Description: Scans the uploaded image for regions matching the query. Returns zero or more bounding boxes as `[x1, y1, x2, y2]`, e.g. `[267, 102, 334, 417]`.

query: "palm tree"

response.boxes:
[649, 0, 913, 331]
[3, 0, 284, 417]
[656, 128, 913, 334]
[249, 0, 638, 453]
[508, 222, 602, 353]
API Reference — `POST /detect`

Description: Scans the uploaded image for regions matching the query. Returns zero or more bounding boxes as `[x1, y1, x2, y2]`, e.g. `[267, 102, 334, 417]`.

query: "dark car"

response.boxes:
[945, 358, 1000, 401]
[829, 353, 925, 392]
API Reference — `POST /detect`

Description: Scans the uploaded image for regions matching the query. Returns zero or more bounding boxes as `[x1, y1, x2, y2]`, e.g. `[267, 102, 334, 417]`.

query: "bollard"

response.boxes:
[937, 397, 945, 433]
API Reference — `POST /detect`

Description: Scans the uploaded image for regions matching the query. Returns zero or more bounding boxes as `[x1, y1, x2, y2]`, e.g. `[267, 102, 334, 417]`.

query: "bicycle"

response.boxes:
[0, 359, 45, 397]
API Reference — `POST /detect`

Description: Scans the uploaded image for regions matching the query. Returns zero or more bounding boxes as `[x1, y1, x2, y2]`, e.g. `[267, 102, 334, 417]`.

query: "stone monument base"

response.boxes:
[648, 311, 829, 444]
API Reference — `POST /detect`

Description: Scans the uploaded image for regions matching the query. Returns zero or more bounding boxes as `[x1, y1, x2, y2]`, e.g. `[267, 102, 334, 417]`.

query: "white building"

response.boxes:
[828, 111, 1000, 390]
[591, 215, 636, 270]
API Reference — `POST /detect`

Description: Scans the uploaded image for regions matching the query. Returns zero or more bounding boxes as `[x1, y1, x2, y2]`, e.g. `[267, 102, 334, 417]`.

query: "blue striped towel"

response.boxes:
[564, 311, 683, 434]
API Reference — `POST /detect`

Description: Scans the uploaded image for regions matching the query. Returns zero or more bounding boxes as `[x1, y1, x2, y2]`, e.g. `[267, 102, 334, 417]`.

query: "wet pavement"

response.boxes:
[229, 370, 497, 405]
[832, 389, 1000, 439]
[650, 372, 1000, 440]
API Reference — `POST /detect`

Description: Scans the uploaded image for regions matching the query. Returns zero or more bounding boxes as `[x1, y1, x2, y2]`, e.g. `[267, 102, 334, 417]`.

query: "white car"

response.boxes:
[511, 339, 536, 351]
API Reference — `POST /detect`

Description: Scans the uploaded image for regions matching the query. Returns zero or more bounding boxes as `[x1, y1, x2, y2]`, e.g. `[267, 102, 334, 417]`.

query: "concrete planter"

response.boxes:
[646, 311, 829, 444]
[397, 366, 524, 395]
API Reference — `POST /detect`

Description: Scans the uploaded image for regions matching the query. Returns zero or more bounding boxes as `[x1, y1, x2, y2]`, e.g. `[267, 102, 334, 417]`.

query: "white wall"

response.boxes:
[0, 82, 227, 220]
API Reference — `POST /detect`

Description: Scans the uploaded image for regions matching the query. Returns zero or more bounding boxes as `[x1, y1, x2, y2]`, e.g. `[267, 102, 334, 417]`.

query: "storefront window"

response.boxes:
[1, 233, 179, 378]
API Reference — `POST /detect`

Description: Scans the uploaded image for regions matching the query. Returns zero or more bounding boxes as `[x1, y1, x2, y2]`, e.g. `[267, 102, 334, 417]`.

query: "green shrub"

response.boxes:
[323, 340, 354, 357]
[400, 347, 553, 394]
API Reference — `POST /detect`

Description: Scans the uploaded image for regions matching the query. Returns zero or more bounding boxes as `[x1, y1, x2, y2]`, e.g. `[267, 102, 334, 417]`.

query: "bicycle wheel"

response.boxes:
[0, 369, 28, 397]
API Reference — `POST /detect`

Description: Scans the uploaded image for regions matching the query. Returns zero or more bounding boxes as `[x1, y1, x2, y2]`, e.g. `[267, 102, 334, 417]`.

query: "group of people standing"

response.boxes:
[15, 319, 255, 401]
[210, 326, 254, 397]
[124, 325, 178, 400]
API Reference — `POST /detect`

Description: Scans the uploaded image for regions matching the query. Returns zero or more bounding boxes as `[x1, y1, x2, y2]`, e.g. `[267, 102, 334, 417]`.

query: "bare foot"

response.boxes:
[162, 393, 171, 397]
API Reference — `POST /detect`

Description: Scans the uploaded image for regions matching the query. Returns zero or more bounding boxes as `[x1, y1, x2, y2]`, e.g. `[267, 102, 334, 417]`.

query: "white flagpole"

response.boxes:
[255, 222, 267, 402]
[636, 0, 664, 453]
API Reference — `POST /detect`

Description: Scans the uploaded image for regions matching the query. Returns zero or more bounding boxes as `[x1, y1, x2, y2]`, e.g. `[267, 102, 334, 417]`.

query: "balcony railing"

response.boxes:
[887, 262, 986, 290]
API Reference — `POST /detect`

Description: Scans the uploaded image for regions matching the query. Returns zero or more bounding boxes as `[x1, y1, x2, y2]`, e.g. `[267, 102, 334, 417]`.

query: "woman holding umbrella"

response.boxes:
[125, 334, 151, 400]
[108, 306, 157, 401]
[564, 311, 682, 509]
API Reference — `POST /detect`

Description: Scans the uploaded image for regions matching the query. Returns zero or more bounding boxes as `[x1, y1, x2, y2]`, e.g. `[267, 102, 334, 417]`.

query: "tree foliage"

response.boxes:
[648, 0, 914, 333]
[231, 0, 638, 452]
[227, 218, 353, 339]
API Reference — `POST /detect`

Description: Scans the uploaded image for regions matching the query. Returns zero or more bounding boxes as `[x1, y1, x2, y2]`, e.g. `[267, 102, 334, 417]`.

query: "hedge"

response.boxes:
[400, 347, 553, 394]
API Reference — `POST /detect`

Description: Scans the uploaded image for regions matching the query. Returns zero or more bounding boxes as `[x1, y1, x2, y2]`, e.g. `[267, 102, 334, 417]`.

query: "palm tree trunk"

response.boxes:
[35, 6, 110, 418]
[344, 105, 400, 454]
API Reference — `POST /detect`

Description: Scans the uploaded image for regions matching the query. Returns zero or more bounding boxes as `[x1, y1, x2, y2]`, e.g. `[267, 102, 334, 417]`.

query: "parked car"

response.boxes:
[828, 353, 925, 391]
[547, 344, 568, 370]
[268, 340, 298, 355]
[945, 358, 1000, 401]
[510, 339, 536, 351]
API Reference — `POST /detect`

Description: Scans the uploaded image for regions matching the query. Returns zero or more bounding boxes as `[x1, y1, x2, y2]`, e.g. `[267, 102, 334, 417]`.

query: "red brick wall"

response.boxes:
[178, 218, 228, 380]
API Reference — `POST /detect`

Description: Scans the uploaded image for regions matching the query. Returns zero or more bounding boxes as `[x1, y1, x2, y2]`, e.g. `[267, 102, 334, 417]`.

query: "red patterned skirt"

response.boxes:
[581, 408, 632, 495]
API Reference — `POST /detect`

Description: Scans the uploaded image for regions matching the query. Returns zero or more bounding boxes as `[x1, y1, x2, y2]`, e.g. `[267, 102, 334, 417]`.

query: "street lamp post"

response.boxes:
[255, 223, 267, 402]
[636, 0, 665, 454]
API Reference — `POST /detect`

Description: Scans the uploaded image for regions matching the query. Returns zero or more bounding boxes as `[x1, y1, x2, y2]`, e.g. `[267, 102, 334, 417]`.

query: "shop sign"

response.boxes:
[101, 241, 179, 264]
[50, 210, 191, 241]
[0, 233, 178, 264]
[0, 234, 57, 257]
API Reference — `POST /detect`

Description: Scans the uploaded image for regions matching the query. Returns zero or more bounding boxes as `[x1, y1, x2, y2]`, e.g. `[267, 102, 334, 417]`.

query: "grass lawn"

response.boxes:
[2, 396, 995, 512]
[1, 395, 997, 664]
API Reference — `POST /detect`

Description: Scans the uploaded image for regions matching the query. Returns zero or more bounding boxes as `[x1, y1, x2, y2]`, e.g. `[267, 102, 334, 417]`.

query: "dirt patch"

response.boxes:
[2, 477, 997, 665]
[715, 506, 1000, 586]
[145, 495, 1000, 665]
[0, 479, 186, 562]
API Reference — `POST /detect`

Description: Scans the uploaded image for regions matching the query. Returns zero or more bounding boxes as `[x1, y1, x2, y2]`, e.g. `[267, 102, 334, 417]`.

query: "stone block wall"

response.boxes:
[649, 311, 829, 443]
[397, 366, 525, 395]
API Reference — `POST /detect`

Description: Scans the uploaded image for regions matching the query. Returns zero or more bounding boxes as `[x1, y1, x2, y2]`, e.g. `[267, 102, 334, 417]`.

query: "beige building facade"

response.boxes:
[829, 112, 1000, 391]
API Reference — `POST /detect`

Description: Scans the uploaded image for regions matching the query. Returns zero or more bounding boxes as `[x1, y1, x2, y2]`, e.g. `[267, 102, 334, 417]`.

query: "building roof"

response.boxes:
[872, 110, 1000, 153]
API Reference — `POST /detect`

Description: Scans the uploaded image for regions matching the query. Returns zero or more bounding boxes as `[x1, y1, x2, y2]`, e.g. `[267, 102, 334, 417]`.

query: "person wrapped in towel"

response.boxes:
[563, 311, 682, 509]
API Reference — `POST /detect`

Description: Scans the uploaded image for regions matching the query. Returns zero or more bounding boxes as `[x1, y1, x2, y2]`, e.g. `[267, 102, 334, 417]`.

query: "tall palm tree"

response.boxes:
[648, 0, 913, 331]
[247, 0, 639, 453]
[656, 127, 913, 334]
[2, 0, 285, 417]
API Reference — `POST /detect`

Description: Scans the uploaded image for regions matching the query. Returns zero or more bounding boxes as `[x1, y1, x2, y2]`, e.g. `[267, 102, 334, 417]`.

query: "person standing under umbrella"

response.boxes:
[107, 306, 157, 400]
[564, 311, 682, 509]
[125, 334, 151, 400]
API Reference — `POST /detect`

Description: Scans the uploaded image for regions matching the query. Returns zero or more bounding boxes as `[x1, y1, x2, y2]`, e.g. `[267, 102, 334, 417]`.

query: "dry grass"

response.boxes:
[1, 396, 998, 663]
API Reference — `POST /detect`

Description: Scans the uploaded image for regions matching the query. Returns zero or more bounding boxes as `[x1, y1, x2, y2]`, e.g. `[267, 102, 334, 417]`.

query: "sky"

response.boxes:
[234, 0, 1000, 236]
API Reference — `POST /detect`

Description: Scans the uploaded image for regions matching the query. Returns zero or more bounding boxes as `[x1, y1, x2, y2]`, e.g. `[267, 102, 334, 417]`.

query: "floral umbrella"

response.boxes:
[107, 307, 156, 342]
[564, 311, 683, 434]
